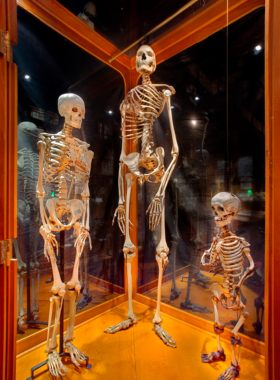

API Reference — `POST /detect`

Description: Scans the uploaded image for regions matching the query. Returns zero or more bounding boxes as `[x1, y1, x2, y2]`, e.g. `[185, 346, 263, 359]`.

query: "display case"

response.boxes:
[0, 0, 279, 379]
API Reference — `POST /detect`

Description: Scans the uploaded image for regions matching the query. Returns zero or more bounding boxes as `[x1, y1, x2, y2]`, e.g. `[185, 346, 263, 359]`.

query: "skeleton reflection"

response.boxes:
[201, 192, 254, 380]
[15, 122, 41, 328]
[105, 45, 178, 347]
[36, 94, 93, 377]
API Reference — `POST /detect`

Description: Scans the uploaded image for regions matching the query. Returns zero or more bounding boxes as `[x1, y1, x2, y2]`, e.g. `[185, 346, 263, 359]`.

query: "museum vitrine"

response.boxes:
[0, 0, 279, 379]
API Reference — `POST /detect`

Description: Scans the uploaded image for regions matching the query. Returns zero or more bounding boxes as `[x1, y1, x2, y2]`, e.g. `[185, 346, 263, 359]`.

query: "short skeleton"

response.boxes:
[36, 94, 93, 377]
[105, 45, 178, 347]
[200, 192, 254, 380]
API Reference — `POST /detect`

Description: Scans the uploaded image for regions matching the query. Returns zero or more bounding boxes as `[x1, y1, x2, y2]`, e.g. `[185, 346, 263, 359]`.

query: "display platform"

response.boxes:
[144, 270, 264, 342]
[17, 273, 121, 340]
[17, 301, 265, 380]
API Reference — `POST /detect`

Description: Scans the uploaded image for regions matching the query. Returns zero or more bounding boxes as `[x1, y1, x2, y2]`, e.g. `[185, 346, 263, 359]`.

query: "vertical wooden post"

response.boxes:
[0, 263, 7, 380]
[6, 259, 17, 380]
[0, 1, 18, 379]
[265, 0, 280, 378]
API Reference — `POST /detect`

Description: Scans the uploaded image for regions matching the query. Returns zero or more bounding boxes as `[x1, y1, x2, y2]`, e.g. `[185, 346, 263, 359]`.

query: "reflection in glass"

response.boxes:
[14, 7, 125, 342]
[57, 0, 210, 56]
[138, 8, 265, 343]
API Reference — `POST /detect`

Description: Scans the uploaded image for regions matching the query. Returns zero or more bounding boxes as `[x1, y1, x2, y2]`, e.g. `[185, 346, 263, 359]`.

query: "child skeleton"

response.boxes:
[201, 192, 254, 380]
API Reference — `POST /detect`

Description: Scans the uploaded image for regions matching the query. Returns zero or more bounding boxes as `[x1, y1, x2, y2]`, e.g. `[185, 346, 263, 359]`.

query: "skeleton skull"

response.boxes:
[136, 45, 156, 75]
[211, 192, 241, 227]
[84, 1, 96, 17]
[58, 93, 85, 129]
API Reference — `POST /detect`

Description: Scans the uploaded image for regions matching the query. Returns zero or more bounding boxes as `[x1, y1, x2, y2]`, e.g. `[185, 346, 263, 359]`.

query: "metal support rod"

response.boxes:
[26, 211, 32, 322]
[59, 230, 65, 354]
[109, 0, 200, 62]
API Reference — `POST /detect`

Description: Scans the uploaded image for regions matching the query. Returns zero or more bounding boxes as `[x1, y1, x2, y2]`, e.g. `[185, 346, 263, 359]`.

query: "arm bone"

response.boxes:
[36, 140, 52, 234]
[156, 90, 178, 198]
[81, 150, 94, 231]
[236, 248, 254, 288]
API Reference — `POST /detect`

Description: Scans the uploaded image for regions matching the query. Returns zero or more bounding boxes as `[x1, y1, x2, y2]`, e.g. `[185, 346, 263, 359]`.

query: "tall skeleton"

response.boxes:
[200, 192, 254, 380]
[36, 94, 93, 377]
[105, 45, 178, 347]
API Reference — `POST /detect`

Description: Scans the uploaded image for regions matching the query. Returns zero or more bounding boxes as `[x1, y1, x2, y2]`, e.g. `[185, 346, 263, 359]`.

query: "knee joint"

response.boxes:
[241, 309, 249, 320]
[213, 321, 224, 335]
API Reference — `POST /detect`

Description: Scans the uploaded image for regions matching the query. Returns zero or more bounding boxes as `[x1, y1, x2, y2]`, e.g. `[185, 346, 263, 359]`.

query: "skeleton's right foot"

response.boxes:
[47, 349, 67, 378]
[201, 348, 226, 363]
[154, 324, 176, 348]
[17, 315, 26, 327]
[170, 288, 181, 300]
[76, 294, 92, 310]
[64, 341, 86, 367]
[104, 317, 137, 334]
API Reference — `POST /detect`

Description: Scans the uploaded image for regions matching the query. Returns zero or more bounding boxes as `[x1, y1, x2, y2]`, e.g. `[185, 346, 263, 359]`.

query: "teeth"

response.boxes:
[215, 216, 227, 221]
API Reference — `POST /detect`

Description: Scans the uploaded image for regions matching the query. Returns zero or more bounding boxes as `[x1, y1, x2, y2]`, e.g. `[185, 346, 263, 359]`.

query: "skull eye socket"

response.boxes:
[72, 107, 79, 113]
[147, 51, 153, 57]
[211, 205, 224, 212]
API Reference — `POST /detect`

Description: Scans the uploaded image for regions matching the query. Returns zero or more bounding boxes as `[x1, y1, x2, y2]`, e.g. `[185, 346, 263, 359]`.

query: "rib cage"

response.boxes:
[121, 84, 165, 151]
[220, 238, 244, 293]
[43, 137, 88, 185]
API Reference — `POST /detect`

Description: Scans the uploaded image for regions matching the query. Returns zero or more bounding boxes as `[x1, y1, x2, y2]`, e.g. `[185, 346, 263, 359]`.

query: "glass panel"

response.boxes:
[137, 8, 265, 343]
[56, 0, 211, 56]
[14, 7, 124, 342]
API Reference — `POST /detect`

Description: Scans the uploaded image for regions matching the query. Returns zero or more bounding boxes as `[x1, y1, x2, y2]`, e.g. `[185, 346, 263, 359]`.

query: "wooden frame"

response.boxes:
[264, 0, 280, 378]
[7, 0, 276, 375]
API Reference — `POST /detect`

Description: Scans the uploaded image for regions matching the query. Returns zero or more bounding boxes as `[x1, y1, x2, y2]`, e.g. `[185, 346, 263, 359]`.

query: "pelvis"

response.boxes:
[123, 147, 165, 184]
[46, 198, 85, 231]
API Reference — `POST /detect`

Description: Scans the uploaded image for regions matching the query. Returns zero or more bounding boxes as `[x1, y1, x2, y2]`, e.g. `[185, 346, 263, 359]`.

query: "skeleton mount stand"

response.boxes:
[26, 231, 91, 380]
[169, 184, 181, 301]
[179, 117, 211, 313]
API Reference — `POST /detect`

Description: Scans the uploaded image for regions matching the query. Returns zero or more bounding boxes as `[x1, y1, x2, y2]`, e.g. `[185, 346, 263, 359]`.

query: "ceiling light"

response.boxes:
[171, 106, 174, 109]
[254, 45, 262, 52]
[195, 96, 200, 101]
[24, 74, 30, 79]
[191, 120, 197, 126]
[108, 110, 113, 114]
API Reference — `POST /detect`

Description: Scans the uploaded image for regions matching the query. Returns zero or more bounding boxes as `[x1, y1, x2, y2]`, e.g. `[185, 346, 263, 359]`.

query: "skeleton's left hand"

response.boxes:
[75, 227, 92, 256]
[146, 196, 162, 231]
[231, 286, 240, 302]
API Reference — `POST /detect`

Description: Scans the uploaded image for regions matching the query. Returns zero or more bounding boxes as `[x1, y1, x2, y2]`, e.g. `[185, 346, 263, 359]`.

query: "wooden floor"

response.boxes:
[17, 301, 265, 380]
